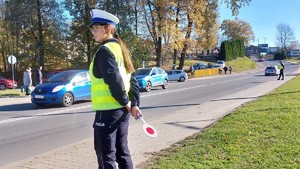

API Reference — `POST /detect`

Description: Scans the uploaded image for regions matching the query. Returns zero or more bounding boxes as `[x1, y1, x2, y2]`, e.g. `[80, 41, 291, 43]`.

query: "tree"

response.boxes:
[0, 0, 67, 72]
[64, 0, 96, 67]
[223, 0, 251, 16]
[139, 0, 252, 69]
[178, 0, 206, 70]
[275, 23, 295, 51]
[220, 18, 255, 45]
[197, 0, 219, 52]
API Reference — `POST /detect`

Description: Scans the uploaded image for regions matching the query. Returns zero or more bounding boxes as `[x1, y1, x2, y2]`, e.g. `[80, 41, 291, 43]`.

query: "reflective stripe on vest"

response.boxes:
[89, 42, 131, 111]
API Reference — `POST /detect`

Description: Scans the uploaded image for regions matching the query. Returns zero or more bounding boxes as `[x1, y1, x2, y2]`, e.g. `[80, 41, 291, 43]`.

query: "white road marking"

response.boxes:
[0, 117, 35, 124]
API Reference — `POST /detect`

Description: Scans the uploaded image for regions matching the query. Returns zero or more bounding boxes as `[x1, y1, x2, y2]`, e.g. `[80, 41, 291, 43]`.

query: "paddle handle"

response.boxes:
[139, 116, 146, 124]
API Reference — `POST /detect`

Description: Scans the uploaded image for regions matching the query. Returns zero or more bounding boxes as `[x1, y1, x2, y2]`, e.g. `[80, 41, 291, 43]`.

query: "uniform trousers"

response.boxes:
[93, 108, 133, 169]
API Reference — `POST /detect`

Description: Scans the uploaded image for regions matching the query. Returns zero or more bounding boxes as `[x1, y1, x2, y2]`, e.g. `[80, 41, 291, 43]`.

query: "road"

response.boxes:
[0, 60, 298, 167]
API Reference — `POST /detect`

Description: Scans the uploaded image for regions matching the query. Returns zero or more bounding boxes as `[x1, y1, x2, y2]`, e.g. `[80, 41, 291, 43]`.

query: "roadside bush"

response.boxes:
[274, 51, 286, 60]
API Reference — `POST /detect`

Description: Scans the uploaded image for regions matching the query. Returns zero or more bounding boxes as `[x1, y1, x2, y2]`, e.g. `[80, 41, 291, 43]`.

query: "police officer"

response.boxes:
[88, 9, 141, 169]
[277, 61, 285, 80]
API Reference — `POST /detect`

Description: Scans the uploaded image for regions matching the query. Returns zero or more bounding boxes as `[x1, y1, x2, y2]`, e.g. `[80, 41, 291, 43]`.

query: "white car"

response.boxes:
[166, 70, 188, 82]
[216, 60, 226, 68]
[265, 65, 280, 76]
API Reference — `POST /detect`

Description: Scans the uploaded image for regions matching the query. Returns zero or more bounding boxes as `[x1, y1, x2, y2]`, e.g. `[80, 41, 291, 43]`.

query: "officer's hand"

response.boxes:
[125, 101, 131, 113]
[131, 106, 142, 119]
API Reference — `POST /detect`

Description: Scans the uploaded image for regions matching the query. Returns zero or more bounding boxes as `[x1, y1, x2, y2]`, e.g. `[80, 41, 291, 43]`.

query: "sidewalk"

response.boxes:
[1, 67, 298, 169]
[0, 96, 31, 106]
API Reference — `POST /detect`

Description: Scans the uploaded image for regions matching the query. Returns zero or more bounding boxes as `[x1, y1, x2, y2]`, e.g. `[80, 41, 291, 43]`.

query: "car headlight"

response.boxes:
[52, 85, 64, 93]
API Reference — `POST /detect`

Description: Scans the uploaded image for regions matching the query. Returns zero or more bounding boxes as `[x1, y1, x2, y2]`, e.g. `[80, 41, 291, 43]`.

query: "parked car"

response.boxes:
[0, 76, 17, 90]
[135, 67, 168, 92]
[166, 70, 188, 82]
[31, 70, 91, 107]
[257, 58, 264, 62]
[265, 65, 280, 76]
[211, 64, 222, 68]
[190, 62, 207, 71]
[216, 60, 226, 68]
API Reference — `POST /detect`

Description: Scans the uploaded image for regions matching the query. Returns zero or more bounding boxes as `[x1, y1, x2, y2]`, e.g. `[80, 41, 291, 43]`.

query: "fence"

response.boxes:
[193, 68, 220, 78]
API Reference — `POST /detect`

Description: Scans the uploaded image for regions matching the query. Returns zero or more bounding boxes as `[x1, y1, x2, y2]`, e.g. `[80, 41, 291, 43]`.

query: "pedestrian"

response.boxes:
[191, 65, 195, 76]
[229, 65, 232, 74]
[88, 9, 141, 169]
[35, 66, 43, 86]
[223, 66, 228, 74]
[277, 61, 285, 80]
[23, 67, 32, 95]
[218, 68, 222, 75]
[172, 64, 176, 70]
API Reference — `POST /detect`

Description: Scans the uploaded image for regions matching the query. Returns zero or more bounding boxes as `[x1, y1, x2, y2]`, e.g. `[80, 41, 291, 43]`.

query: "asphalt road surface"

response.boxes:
[0, 60, 298, 167]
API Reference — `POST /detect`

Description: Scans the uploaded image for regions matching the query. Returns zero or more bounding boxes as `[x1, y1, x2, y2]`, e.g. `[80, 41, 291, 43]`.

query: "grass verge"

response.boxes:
[225, 57, 256, 73]
[146, 75, 300, 169]
[0, 89, 24, 97]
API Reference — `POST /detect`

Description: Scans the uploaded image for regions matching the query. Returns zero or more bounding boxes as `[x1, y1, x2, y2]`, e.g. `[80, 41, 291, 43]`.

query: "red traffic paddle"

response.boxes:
[139, 116, 158, 138]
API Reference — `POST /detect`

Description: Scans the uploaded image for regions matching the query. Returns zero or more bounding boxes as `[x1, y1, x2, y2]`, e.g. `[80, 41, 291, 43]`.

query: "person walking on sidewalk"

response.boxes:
[223, 66, 228, 75]
[88, 9, 141, 169]
[229, 65, 232, 74]
[35, 66, 43, 85]
[277, 61, 285, 80]
[23, 67, 32, 95]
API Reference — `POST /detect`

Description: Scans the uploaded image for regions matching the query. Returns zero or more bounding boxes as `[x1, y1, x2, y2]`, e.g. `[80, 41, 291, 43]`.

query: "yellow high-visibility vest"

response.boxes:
[280, 65, 284, 70]
[89, 42, 131, 111]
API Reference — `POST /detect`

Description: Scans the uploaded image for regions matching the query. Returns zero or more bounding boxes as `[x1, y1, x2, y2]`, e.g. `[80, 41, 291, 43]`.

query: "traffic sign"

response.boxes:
[139, 116, 158, 138]
[8, 55, 17, 64]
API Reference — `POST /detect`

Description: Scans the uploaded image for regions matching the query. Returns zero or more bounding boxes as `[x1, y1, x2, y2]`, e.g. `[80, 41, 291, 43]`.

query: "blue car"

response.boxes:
[31, 70, 91, 107]
[135, 67, 168, 92]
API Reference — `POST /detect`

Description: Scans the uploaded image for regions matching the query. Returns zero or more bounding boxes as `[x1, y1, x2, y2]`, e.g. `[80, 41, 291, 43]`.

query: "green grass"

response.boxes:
[0, 89, 25, 97]
[288, 58, 300, 64]
[147, 75, 300, 169]
[173, 56, 256, 73]
[226, 57, 256, 73]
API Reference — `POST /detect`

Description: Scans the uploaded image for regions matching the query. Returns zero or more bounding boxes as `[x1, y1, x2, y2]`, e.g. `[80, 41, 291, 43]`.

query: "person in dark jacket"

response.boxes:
[277, 61, 285, 80]
[223, 66, 228, 74]
[35, 66, 43, 85]
[88, 9, 141, 169]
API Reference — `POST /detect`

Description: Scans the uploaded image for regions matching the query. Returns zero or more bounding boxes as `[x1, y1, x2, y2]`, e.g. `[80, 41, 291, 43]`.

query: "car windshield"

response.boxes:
[135, 69, 151, 75]
[217, 61, 224, 64]
[266, 67, 275, 70]
[47, 71, 77, 83]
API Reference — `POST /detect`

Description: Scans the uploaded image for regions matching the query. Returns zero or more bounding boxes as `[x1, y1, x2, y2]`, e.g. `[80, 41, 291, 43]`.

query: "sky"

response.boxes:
[219, 0, 300, 47]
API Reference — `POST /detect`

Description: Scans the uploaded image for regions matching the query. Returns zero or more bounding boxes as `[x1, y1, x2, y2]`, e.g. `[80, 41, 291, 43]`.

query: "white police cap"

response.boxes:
[88, 9, 119, 27]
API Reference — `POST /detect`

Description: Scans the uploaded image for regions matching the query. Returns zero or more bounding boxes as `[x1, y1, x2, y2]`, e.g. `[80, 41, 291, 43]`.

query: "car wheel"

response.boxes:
[145, 81, 152, 92]
[0, 83, 6, 90]
[179, 76, 186, 82]
[162, 79, 168, 89]
[61, 92, 74, 107]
